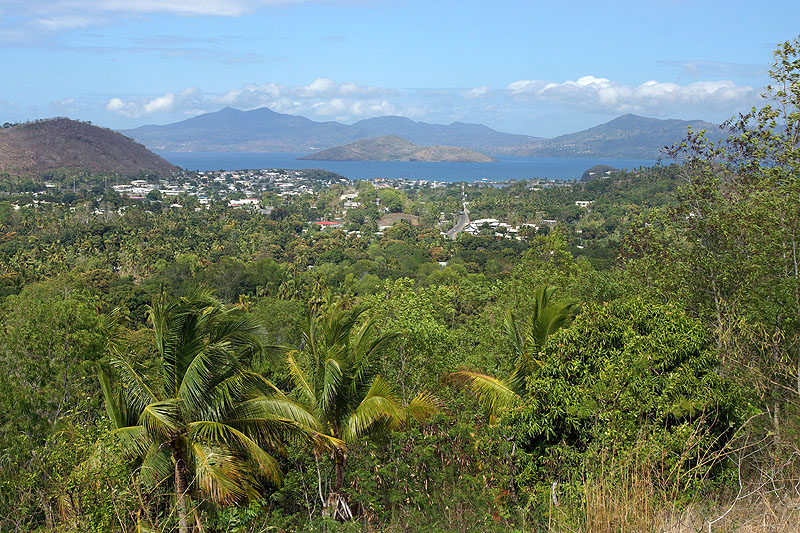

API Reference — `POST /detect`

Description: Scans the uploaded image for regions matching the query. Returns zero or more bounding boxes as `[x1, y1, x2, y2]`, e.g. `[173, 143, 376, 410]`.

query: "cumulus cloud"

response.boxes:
[507, 75, 757, 115]
[106, 92, 183, 117]
[105, 97, 140, 117]
[105, 79, 402, 121]
[210, 79, 397, 119]
[142, 93, 176, 114]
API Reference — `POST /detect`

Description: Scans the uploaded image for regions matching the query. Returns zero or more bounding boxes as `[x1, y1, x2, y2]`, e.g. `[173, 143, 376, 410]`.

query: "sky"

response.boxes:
[0, 0, 798, 138]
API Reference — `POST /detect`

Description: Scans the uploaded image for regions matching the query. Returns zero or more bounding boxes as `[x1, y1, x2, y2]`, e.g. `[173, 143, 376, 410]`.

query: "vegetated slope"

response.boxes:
[121, 107, 540, 153]
[527, 114, 725, 158]
[298, 135, 497, 162]
[0, 118, 179, 177]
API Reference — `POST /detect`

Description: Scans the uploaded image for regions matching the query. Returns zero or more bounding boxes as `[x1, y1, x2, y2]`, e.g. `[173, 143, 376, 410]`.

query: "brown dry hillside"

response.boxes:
[0, 118, 179, 177]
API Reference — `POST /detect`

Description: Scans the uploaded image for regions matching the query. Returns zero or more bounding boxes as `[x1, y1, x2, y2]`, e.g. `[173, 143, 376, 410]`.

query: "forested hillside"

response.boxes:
[2, 38, 800, 532]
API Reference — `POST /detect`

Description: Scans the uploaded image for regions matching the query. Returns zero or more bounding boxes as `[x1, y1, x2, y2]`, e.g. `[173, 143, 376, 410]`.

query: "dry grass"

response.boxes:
[546, 476, 800, 532]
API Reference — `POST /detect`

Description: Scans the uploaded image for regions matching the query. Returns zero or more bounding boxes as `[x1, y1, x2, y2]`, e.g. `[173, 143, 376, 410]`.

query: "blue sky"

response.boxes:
[0, 0, 797, 137]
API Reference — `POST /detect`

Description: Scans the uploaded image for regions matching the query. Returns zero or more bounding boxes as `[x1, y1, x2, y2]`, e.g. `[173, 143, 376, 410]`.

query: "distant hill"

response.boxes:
[299, 135, 496, 162]
[121, 107, 540, 153]
[121, 107, 725, 159]
[581, 164, 619, 182]
[0, 118, 178, 177]
[514, 114, 725, 159]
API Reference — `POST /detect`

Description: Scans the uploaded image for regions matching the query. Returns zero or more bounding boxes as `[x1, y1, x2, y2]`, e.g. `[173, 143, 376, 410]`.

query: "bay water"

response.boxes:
[159, 152, 659, 182]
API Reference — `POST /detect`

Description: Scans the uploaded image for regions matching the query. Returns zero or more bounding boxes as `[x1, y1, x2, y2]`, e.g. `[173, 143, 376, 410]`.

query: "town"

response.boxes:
[11, 167, 577, 241]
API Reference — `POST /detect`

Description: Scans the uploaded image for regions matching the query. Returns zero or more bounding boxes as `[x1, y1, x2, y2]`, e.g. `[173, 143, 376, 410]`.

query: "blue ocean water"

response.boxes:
[158, 152, 659, 182]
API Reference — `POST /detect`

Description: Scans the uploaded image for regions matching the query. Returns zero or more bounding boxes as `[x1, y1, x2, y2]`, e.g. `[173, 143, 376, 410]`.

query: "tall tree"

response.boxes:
[100, 289, 324, 533]
[286, 300, 438, 520]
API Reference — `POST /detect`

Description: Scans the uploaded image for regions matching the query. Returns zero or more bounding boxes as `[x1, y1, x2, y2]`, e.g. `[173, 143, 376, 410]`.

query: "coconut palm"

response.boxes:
[99, 289, 325, 533]
[453, 284, 581, 423]
[286, 301, 438, 520]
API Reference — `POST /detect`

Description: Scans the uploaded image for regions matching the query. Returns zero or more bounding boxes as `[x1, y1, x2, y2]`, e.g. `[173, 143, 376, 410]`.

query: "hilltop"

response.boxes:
[528, 114, 725, 158]
[0, 118, 179, 177]
[298, 135, 496, 162]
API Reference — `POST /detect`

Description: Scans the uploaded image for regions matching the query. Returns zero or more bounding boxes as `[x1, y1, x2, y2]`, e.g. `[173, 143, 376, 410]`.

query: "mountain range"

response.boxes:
[121, 107, 535, 154]
[120, 108, 726, 159]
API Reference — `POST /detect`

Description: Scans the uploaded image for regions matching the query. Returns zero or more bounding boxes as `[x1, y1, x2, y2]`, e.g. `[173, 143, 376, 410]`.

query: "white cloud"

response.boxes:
[35, 15, 101, 30]
[507, 75, 757, 115]
[462, 86, 490, 99]
[209, 79, 396, 120]
[0, 0, 352, 41]
[49, 97, 81, 114]
[96, 0, 256, 16]
[99, 74, 760, 134]
[105, 97, 141, 117]
[105, 94, 178, 117]
[104, 79, 403, 122]
[142, 93, 176, 114]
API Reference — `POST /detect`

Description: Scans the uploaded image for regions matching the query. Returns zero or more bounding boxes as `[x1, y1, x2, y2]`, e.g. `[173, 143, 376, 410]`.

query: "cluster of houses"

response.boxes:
[108, 169, 350, 205]
[459, 218, 540, 240]
[111, 179, 186, 199]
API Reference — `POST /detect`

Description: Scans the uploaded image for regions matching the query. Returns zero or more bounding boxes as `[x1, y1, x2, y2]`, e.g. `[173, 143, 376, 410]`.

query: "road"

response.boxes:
[446, 205, 469, 240]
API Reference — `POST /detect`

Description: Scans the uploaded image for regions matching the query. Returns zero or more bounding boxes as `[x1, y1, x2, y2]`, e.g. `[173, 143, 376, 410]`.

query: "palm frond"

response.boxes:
[287, 352, 316, 407]
[343, 376, 401, 441]
[450, 370, 517, 423]
[190, 443, 249, 504]
[528, 285, 580, 350]
[236, 395, 321, 432]
[177, 344, 241, 419]
[97, 363, 136, 429]
[321, 356, 343, 413]
[110, 356, 158, 415]
[503, 309, 525, 359]
[148, 293, 182, 394]
[189, 421, 283, 486]
[107, 425, 151, 459]
[402, 391, 441, 425]
[204, 312, 270, 365]
[139, 443, 174, 488]
[151, 290, 219, 396]
[139, 399, 181, 439]
[350, 323, 400, 395]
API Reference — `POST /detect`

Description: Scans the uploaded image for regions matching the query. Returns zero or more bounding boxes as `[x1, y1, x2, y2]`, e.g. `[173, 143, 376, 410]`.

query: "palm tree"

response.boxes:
[286, 301, 438, 520]
[99, 289, 325, 533]
[453, 284, 581, 423]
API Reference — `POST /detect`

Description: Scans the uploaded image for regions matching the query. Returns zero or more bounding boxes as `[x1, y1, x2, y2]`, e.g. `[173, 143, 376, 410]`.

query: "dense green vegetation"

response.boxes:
[2, 37, 800, 532]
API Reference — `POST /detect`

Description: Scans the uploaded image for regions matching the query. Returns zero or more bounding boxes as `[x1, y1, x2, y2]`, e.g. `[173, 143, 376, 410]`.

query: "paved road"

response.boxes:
[446, 206, 469, 240]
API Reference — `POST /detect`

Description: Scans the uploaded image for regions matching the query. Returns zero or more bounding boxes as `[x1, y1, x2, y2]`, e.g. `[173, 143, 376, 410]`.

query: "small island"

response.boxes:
[298, 135, 497, 162]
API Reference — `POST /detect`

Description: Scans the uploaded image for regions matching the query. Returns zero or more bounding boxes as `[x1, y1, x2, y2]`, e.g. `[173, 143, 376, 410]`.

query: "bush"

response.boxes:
[506, 297, 748, 504]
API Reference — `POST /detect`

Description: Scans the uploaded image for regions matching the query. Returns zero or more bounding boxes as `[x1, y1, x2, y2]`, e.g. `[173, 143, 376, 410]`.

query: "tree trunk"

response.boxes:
[334, 449, 344, 493]
[174, 452, 191, 533]
[324, 449, 353, 521]
[506, 439, 519, 506]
